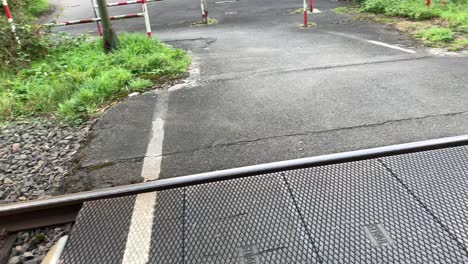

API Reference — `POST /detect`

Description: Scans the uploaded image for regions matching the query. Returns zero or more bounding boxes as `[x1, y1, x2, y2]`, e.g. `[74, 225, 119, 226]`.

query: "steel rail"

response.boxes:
[1, 134, 468, 231]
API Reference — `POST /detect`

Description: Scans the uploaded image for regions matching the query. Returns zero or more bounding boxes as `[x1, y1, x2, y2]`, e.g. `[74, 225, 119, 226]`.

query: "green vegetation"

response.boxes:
[449, 38, 468, 50]
[360, 0, 468, 25]
[333, 6, 349, 14]
[192, 18, 218, 26]
[25, 0, 49, 17]
[414, 27, 455, 45]
[0, 34, 191, 123]
[345, 0, 468, 50]
[1, 0, 52, 69]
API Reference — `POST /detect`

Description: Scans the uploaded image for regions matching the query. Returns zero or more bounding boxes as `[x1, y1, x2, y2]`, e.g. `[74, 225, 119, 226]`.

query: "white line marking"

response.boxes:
[367, 40, 416, 54]
[215, 0, 236, 3]
[141, 117, 165, 181]
[140, 91, 169, 181]
[122, 85, 170, 264]
[122, 192, 157, 264]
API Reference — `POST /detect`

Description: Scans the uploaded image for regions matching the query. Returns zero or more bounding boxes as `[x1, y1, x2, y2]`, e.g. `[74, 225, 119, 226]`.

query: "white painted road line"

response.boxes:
[141, 92, 169, 181]
[141, 117, 165, 181]
[122, 57, 203, 263]
[122, 192, 158, 264]
[367, 40, 416, 54]
[215, 0, 236, 3]
[123, 88, 170, 263]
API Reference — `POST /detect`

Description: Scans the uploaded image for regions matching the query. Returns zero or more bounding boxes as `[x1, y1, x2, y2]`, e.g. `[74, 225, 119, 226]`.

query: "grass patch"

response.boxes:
[0, 34, 191, 123]
[26, 0, 49, 16]
[414, 27, 454, 45]
[192, 18, 218, 26]
[346, 0, 468, 50]
[449, 38, 468, 51]
[298, 22, 318, 28]
[333, 6, 349, 14]
[290, 8, 304, 14]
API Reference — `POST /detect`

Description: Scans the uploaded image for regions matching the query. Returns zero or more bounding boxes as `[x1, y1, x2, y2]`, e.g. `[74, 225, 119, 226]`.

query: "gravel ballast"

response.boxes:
[1, 119, 90, 263]
[0, 120, 89, 204]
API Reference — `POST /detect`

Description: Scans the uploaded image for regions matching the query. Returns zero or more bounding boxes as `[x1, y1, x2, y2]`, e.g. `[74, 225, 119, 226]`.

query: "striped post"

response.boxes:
[106, 0, 159, 6]
[201, 0, 208, 23]
[2, 0, 20, 43]
[44, 13, 144, 27]
[309, 0, 314, 12]
[303, 0, 308, 27]
[91, 0, 103, 36]
[141, 0, 152, 38]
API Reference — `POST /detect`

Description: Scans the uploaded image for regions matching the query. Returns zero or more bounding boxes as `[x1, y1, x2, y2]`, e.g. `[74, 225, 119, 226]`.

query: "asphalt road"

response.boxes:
[53, 0, 468, 191]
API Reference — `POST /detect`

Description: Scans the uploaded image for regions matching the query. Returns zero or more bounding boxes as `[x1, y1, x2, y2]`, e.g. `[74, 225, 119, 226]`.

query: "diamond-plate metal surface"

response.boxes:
[60, 195, 136, 264]
[184, 175, 321, 264]
[381, 146, 468, 252]
[286, 159, 468, 263]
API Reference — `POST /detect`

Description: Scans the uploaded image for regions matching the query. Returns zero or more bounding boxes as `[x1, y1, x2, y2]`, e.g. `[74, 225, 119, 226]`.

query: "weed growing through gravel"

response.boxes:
[0, 34, 191, 123]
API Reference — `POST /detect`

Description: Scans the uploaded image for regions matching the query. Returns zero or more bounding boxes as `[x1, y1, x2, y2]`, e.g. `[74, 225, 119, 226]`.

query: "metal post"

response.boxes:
[141, 0, 152, 38]
[201, 0, 208, 23]
[303, 0, 308, 27]
[96, 0, 119, 52]
[91, 0, 103, 36]
[309, 0, 314, 13]
[2, 0, 19, 44]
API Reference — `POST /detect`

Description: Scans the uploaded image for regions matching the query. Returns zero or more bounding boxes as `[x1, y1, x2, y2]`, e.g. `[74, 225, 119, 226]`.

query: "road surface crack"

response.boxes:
[162, 110, 468, 157]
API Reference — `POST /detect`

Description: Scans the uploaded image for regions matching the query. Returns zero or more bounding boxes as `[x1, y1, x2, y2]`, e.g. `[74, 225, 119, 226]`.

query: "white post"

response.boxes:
[91, 0, 103, 36]
[141, 0, 152, 38]
[2, 0, 20, 43]
[200, 0, 208, 23]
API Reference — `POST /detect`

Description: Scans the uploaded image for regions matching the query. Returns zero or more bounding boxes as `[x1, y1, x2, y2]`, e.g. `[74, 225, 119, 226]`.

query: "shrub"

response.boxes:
[0, 0, 51, 69]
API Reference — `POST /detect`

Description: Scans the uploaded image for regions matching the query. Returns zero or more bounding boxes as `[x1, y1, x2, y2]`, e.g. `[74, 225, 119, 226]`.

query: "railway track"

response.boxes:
[2, 135, 468, 263]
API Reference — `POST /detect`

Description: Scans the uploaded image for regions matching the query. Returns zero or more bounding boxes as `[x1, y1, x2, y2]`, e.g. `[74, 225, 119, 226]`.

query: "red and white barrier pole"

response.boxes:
[44, 13, 144, 27]
[91, 0, 103, 36]
[141, 0, 152, 38]
[303, 0, 308, 27]
[106, 0, 159, 7]
[2, 0, 20, 43]
[309, 0, 314, 12]
[201, 0, 208, 23]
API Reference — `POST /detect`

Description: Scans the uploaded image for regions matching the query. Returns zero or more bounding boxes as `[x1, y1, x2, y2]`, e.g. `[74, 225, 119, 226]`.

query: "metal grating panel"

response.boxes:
[183, 175, 321, 264]
[60, 146, 468, 263]
[285, 159, 468, 263]
[381, 146, 468, 252]
[148, 189, 185, 264]
[59, 195, 136, 264]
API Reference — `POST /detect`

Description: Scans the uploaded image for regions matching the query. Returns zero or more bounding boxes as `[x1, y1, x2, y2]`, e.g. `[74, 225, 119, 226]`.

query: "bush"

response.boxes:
[0, 0, 51, 69]
[1, 34, 191, 123]
[0, 23, 53, 68]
